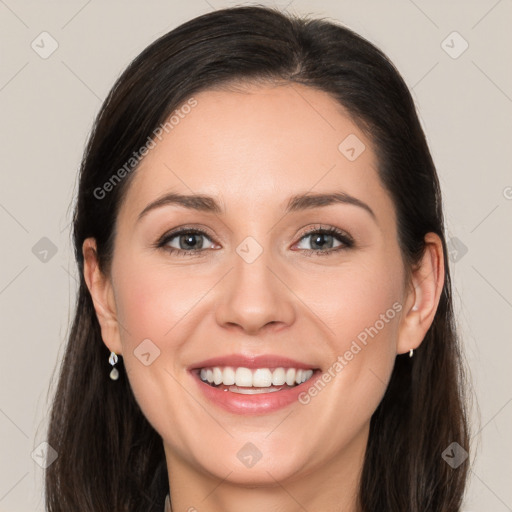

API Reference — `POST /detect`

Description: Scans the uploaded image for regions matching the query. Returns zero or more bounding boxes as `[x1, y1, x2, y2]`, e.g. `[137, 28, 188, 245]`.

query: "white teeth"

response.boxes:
[223, 366, 235, 385]
[253, 368, 273, 387]
[235, 367, 253, 387]
[213, 367, 223, 385]
[285, 368, 296, 386]
[228, 385, 283, 394]
[198, 366, 315, 388]
[271, 367, 286, 386]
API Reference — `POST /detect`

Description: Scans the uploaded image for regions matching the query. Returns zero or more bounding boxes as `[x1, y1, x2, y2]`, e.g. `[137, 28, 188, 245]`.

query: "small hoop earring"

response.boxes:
[109, 351, 120, 380]
[409, 349, 414, 358]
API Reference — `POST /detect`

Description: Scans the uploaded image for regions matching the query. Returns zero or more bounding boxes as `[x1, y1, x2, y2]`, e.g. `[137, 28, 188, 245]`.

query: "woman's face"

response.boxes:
[89, 83, 417, 489]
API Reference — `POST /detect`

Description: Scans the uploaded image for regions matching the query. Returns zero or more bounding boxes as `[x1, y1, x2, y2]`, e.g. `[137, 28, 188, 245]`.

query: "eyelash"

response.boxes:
[154, 225, 355, 258]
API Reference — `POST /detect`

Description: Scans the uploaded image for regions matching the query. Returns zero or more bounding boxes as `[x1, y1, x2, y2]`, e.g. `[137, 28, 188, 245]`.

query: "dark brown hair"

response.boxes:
[45, 5, 472, 511]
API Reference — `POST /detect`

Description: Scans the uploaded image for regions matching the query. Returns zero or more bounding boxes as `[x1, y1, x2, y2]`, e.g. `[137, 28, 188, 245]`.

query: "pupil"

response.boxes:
[180, 233, 202, 250]
[312, 233, 333, 250]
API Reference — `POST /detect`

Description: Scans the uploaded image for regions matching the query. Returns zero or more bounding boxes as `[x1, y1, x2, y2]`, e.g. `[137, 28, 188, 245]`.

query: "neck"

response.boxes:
[164, 424, 368, 512]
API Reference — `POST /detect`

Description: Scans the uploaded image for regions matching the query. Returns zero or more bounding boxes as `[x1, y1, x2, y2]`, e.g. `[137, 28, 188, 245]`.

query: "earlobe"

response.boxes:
[397, 232, 445, 355]
[82, 238, 123, 355]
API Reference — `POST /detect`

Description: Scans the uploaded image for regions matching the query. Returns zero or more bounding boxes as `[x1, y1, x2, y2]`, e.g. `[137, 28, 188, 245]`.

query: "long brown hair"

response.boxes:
[45, 5, 472, 511]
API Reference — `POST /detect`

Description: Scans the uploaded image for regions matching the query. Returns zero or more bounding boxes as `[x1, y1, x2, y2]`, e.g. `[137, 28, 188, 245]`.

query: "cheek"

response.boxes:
[300, 252, 404, 420]
[109, 257, 200, 436]
[113, 255, 209, 344]
[305, 255, 404, 351]
[293, 258, 403, 437]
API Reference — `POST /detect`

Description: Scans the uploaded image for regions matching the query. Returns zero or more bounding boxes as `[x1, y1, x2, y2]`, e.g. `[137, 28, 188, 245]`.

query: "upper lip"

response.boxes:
[189, 354, 319, 371]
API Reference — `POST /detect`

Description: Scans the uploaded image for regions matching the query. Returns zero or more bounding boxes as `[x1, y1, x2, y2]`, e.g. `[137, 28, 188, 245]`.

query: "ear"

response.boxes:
[397, 232, 445, 355]
[82, 238, 123, 355]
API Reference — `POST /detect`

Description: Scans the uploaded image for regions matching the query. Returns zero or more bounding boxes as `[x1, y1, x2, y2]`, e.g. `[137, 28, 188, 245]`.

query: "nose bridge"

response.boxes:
[214, 235, 295, 333]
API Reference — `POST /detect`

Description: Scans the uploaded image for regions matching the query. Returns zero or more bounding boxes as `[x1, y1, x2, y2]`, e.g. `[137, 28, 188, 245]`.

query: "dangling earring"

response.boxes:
[109, 351, 120, 380]
[409, 349, 414, 358]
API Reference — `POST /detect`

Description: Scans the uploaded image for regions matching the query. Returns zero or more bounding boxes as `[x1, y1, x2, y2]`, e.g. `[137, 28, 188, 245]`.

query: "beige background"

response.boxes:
[1, 1, 511, 510]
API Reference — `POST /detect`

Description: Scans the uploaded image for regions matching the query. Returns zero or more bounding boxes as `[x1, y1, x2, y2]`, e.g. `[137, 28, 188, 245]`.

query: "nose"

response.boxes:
[214, 245, 296, 335]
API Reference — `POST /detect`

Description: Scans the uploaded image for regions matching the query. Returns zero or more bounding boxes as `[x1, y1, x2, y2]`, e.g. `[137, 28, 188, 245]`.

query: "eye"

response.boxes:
[293, 225, 354, 255]
[156, 228, 217, 257]
[155, 224, 354, 257]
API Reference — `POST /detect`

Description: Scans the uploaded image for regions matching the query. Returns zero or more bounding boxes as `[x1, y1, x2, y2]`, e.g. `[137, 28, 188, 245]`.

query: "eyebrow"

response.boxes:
[137, 191, 376, 222]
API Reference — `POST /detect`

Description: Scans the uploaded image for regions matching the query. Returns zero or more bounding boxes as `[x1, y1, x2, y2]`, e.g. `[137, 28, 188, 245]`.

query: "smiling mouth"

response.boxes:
[196, 366, 318, 394]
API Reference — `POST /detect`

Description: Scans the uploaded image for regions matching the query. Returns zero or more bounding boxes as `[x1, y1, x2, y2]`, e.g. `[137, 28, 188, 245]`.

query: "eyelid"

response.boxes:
[295, 224, 354, 245]
[155, 224, 354, 255]
[155, 225, 216, 247]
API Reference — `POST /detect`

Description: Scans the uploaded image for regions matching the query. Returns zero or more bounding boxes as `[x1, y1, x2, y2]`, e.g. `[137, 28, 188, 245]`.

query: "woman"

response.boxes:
[45, 5, 471, 511]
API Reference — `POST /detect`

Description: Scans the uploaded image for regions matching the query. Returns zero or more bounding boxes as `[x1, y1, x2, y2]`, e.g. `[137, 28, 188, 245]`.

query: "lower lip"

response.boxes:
[190, 370, 322, 415]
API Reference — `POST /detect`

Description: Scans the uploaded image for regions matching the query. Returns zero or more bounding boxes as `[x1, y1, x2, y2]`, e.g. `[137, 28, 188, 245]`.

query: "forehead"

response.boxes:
[118, 82, 393, 225]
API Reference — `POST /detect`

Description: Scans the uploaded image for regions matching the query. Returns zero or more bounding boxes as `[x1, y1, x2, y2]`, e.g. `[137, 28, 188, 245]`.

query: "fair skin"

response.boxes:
[83, 82, 444, 512]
